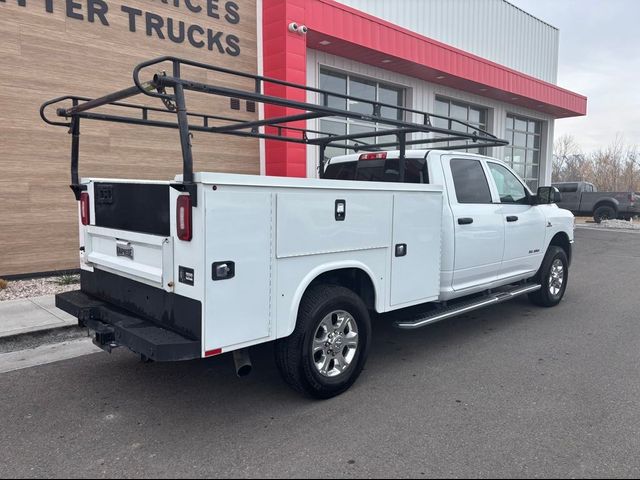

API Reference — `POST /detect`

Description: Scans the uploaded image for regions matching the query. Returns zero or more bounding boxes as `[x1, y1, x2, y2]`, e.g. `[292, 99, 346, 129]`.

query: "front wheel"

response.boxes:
[275, 284, 372, 399]
[529, 246, 569, 307]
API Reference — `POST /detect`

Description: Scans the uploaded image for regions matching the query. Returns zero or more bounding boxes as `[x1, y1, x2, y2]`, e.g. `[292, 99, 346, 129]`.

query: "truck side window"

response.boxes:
[404, 158, 428, 183]
[324, 161, 357, 180]
[487, 162, 528, 204]
[555, 183, 578, 193]
[450, 159, 492, 204]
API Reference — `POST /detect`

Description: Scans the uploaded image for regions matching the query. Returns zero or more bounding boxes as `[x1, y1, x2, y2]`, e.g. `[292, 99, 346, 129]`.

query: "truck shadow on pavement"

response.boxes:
[31, 296, 542, 408]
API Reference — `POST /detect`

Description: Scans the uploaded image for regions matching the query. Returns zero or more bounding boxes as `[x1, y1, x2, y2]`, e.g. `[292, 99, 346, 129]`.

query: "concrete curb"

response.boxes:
[0, 338, 100, 374]
[0, 295, 77, 339]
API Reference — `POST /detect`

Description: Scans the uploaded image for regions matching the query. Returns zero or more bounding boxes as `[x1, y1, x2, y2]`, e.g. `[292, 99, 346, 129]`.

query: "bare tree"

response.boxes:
[553, 134, 640, 192]
[553, 134, 588, 183]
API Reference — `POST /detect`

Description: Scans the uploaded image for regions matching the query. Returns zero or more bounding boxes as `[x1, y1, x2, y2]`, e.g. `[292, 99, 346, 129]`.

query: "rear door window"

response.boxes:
[450, 159, 492, 204]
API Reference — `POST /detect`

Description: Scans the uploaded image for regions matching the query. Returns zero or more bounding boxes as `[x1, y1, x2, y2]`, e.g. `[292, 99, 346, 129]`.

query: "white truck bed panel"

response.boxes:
[193, 172, 443, 193]
[195, 177, 443, 346]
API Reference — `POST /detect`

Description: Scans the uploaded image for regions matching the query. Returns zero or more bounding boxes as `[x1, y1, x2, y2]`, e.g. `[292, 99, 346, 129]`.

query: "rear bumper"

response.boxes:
[56, 290, 201, 362]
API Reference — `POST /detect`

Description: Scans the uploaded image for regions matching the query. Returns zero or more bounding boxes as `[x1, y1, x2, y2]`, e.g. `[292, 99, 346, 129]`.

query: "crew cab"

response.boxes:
[43, 57, 574, 399]
[552, 181, 639, 223]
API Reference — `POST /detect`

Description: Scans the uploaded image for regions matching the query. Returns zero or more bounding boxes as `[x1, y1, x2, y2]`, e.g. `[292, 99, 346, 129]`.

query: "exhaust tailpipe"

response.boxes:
[233, 349, 252, 378]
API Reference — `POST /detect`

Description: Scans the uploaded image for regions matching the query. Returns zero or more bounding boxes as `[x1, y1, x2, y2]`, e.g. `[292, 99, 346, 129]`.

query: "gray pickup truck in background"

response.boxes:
[553, 181, 639, 223]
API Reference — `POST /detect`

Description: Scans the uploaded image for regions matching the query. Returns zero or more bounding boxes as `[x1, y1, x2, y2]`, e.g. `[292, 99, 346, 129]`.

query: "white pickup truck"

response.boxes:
[44, 57, 574, 399]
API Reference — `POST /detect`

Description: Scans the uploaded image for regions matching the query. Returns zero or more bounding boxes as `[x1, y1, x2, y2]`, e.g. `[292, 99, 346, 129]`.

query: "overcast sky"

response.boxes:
[511, 0, 640, 153]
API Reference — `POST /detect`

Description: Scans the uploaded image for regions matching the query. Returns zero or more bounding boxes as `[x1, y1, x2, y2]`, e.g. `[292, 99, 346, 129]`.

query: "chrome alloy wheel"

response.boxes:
[312, 310, 359, 378]
[548, 259, 565, 296]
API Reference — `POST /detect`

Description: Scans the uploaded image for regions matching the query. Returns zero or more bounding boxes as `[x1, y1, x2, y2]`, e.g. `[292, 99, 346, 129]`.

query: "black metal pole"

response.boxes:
[61, 83, 154, 117]
[173, 83, 194, 186]
[172, 60, 199, 206]
[398, 132, 406, 181]
[213, 112, 327, 134]
[70, 116, 80, 196]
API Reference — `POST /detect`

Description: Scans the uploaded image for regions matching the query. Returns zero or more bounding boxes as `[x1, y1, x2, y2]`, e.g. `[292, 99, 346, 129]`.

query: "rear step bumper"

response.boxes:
[56, 290, 201, 362]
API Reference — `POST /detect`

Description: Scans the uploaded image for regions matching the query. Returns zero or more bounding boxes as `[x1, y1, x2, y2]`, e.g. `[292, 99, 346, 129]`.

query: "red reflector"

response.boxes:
[205, 349, 222, 357]
[80, 192, 90, 226]
[176, 195, 192, 241]
[359, 152, 387, 161]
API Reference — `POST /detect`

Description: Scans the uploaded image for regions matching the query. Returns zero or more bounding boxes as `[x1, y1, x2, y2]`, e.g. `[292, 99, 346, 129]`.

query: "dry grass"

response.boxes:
[53, 274, 80, 286]
[0, 279, 8, 290]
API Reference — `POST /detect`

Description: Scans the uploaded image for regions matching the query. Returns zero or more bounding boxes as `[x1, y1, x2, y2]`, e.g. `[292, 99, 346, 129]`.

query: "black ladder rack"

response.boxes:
[41, 56, 509, 204]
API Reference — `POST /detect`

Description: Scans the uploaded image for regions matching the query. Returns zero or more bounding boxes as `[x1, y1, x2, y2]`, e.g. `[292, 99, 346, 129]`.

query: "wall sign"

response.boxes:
[0, 0, 243, 56]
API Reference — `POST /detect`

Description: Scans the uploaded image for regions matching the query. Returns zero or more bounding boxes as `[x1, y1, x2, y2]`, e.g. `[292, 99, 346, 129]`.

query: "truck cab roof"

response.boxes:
[326, 149, 499, 165]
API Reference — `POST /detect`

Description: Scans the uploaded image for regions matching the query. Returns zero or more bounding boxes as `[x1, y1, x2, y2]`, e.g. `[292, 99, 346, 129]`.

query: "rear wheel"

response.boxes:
[529, 246, 569, 307]
[275, 284, 371, 399]
[594, 204, 616, 223]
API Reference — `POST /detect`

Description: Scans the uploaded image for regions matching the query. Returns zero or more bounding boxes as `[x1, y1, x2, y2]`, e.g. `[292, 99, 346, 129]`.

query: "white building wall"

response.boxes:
[334, 0, 560, 84]
[306, 49, 555, 186]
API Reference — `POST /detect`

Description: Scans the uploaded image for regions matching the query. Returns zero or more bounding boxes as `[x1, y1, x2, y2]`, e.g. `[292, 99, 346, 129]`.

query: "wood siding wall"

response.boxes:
[0, 0, 259, 276]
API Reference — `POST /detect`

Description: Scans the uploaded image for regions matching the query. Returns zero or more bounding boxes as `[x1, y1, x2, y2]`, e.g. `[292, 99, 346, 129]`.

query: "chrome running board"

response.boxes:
[394, 283, 542, 330]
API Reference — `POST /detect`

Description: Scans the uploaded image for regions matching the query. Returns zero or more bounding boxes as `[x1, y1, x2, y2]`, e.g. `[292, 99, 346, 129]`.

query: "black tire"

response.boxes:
[593, 204, 616, 223]
[528, 246, 569, 307]
[275, 284, 372, 399]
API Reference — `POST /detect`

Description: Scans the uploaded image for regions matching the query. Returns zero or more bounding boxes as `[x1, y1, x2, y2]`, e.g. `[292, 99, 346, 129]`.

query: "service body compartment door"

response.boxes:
[390, 192, 442, 307]
[276, 191, 392, 258]
[204, 190, 272, 351]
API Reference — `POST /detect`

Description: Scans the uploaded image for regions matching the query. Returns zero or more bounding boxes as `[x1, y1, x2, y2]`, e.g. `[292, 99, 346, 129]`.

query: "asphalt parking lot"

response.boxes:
[1, 227, 639, 479]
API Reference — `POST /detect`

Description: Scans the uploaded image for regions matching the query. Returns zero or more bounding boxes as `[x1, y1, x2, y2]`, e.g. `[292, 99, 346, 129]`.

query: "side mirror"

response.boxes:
[536, 186, 562, 204]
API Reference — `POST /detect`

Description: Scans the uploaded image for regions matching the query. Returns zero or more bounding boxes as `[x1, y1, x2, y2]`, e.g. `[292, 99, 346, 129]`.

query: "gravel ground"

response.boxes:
[0, 276, 80, 302]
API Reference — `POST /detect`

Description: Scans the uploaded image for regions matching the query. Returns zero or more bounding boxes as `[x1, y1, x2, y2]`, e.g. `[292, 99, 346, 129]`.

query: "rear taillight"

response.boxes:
[177, 195, 192, 241]
[80, 192, 90, 226]
[359, 152, 387, 161]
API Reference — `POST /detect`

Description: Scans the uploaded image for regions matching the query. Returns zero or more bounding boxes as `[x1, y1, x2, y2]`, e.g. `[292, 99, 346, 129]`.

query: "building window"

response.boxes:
[433, 97, 489, 154]
[505, 114, 543, 190]
[319, 69, 405, 163]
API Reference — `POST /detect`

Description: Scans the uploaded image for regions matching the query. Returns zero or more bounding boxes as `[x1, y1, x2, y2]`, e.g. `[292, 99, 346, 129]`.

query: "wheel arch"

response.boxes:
[593, 199, 619, 214]
[548, 231, 572, 266]
[281, 262, 381, 340]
